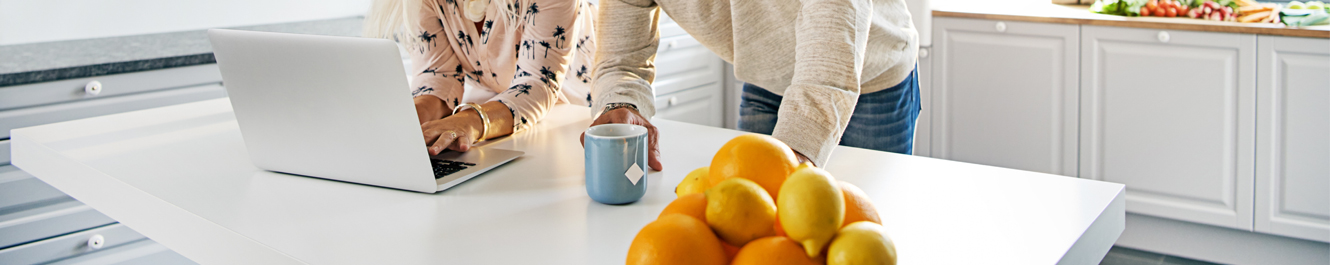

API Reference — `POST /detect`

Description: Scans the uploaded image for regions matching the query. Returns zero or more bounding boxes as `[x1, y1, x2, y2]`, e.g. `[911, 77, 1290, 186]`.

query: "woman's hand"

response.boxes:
[420, 101, 516, 155]
[421, 111, 484, 155]
[414, 96, 449, 124]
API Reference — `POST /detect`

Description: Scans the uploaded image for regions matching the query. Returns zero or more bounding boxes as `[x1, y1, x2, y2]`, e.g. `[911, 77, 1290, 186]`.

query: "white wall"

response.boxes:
[0, 0, 372, 45]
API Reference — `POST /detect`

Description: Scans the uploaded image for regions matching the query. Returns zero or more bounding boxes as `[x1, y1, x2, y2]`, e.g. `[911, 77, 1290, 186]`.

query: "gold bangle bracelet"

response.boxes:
[452, 102, 489, 142]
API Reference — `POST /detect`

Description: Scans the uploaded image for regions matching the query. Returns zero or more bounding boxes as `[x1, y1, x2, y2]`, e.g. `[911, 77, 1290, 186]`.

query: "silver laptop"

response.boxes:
[208, 29, 522, 193]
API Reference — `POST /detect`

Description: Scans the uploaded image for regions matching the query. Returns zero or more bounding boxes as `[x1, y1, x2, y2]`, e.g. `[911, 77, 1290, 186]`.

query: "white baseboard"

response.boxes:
[1116, 213, 1329, 265]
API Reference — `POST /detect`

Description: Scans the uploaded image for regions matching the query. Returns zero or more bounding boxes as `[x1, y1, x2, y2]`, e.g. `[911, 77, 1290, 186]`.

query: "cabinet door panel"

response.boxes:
[932, 18, 1078, 176]
[654, 83, 723, 127]
[1081, 26, 1255, 229]
[1255, 35, 1330, 243]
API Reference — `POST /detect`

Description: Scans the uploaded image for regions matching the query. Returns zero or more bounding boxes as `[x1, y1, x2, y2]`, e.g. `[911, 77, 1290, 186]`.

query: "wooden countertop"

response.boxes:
[932, 0, 1330, 38]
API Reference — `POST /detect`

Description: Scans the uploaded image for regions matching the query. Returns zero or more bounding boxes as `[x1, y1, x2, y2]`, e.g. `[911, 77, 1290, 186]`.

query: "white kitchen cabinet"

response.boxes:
[930, 18, 1079, 176]
[650, 14, 727, 128]
[1254, 35, 1330, 243]
[654, 83, 724, 127]
[1080, 25, 1256, 230]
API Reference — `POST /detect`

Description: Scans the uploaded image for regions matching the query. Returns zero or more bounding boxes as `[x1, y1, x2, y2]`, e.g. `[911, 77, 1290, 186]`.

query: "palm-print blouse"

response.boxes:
[409, 0, 596, 133]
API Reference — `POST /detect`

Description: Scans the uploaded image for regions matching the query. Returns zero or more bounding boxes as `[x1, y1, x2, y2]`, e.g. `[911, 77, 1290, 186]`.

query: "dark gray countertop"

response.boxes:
[0, 17, 364, 87]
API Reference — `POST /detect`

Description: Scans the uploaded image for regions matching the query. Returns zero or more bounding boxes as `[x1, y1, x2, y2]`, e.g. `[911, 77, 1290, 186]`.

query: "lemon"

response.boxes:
[676, 166, 711, 196]
[827, 221, 898, 265]
[777, 164, 844, 257]
[705, 178, 777, 246]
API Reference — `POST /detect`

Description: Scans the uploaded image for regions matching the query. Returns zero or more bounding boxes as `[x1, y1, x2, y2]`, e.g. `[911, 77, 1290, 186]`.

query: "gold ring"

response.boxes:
[448, 131, 458, 139]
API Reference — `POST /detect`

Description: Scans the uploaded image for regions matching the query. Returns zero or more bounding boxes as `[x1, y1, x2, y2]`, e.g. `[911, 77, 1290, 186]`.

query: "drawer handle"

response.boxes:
[1157, 31, 1171, 43]
[665, 40, 678, 51]
[85, 81, 103, 96]
[667, 96, 678, 107]
[995, 22, 1007, 33]
[919, 48, 929, 59]
[87, 234, 105, 250]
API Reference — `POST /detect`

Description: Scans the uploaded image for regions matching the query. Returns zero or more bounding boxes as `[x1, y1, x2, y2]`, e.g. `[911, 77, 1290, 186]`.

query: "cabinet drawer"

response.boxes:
[654, 82, 724, 127]
[0, 199, 116, 249]
[0, 165, 67, 211]
[651, 34, 707, 75]
[0, 84, 227, 139]
[0, 223, 144, 265]
[0, 64, 221, 111]
[46, 239, 196, 265]
[654, 36, 722, 96]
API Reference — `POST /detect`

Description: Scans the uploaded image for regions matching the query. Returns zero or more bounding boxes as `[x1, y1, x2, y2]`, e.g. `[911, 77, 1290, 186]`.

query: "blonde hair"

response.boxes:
[363, 0, 520, 43]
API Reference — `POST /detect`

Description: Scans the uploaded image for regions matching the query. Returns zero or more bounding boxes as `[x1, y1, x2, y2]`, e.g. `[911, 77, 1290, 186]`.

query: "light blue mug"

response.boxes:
[583, 124, 649, 205]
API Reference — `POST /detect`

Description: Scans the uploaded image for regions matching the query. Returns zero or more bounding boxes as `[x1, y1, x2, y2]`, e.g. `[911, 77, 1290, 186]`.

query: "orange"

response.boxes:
[627, 214, 729, 265]
[839, 181, 882, 227]
[709, 134, 800, 198]
[732, 236, 823, 265]
[774, 214, 787, 237]
[659, 193, 707, 222]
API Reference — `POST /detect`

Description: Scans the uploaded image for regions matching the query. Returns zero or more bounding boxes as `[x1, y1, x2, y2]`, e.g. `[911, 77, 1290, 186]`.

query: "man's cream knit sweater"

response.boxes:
[591, 0, 919, 166]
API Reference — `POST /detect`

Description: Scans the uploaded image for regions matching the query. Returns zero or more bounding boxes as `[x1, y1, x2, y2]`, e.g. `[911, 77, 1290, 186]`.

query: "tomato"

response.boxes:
[1179, 5, 1190, 15]
[1147, 0, 1159, 11]
[1165, 7, 1178, 17]
[1140, 6, 1152, 16]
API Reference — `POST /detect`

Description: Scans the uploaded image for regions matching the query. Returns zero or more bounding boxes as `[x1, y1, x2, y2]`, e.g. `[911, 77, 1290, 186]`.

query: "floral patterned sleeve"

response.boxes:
[410, 5, 465, 111]
[490, 0, 579, 133]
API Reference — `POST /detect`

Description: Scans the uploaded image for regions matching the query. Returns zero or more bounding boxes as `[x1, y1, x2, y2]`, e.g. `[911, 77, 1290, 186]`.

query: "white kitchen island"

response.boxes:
[10, 98, 1124, 265]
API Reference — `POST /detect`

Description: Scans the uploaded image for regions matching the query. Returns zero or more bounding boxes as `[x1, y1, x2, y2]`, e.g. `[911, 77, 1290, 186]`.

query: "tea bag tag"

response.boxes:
[624, 163, 644, 185]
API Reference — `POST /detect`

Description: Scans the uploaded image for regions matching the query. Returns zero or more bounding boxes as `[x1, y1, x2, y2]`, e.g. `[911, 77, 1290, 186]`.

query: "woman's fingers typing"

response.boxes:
[431, 130, 458, 155]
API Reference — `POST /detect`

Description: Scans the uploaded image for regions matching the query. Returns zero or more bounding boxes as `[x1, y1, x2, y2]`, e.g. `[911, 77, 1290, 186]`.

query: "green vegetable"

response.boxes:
[1289, 1, 1307, 10]
[1284, 11, 1330, 26]
[1095, 0, 1149, 16]
[1307, 1, 1326, 10]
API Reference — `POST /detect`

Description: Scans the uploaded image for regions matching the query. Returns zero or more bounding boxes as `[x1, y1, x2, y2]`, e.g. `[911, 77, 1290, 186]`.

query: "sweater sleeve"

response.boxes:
[588, 0, 660, 119]
[489, 0, 581, 133]
[410, 5, 465, 111]
[770, 0, 873, 166]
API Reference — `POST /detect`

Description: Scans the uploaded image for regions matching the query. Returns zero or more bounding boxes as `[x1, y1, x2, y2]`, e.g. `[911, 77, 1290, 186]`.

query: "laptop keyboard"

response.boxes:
[432, 159, 477, 179]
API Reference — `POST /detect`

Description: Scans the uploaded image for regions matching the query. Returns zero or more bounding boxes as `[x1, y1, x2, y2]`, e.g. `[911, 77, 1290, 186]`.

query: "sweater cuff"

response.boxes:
[771, 110, 839, 167]
[769, 83, 858, 167]
[592, 84, 656, 119]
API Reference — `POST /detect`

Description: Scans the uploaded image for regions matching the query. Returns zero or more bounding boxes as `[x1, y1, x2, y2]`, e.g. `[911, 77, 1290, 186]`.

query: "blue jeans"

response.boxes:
[738, 67, 920, 155]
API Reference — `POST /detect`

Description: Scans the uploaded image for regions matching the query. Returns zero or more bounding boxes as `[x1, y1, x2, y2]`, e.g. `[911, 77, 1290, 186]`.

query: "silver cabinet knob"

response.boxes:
[667, 96, 678, 107]
[87, 234, 105, 250]
[919, 48, 930, 59]
[663, 40, 679, 51]
[1157, 31, 1171, 43]
[84, 81, 103, 96]
[995, 22, 1007, 33]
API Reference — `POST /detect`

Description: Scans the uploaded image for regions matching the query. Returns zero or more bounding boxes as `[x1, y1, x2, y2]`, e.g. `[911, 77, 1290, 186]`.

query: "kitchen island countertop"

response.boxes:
[11, 98, 1127, 264]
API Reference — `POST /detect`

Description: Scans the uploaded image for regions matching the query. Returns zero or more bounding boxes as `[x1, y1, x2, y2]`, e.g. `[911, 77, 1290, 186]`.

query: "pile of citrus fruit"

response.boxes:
[627, 134, 898, 265]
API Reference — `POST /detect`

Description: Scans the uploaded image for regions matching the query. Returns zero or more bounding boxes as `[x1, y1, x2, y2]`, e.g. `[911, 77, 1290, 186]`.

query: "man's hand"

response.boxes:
[414, 96, 449, 124]
[794, 151, 812, 165]
[581, 107, 663, 171]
